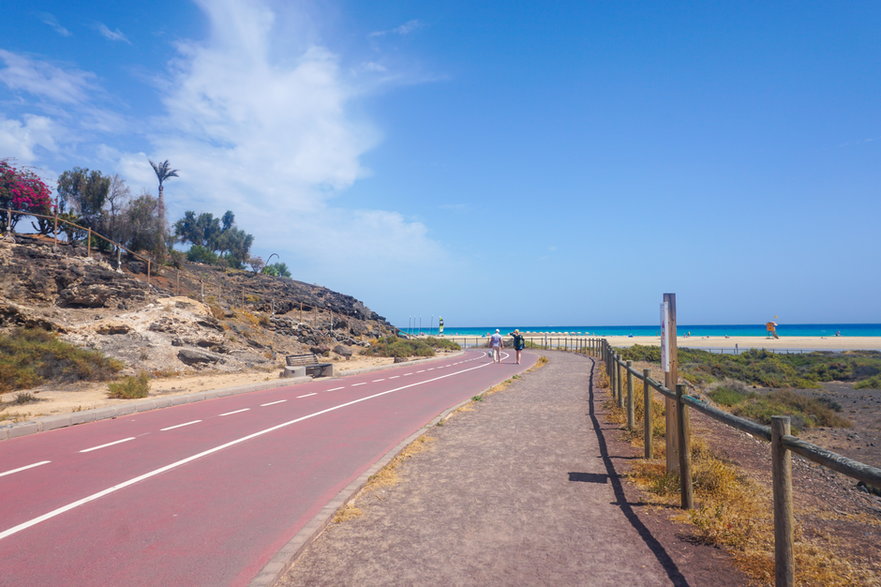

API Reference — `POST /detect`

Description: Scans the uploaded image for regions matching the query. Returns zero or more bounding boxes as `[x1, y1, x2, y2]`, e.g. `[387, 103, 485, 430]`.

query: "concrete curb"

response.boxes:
[0, 352, 464, 443]
[0, 377, 309, 441]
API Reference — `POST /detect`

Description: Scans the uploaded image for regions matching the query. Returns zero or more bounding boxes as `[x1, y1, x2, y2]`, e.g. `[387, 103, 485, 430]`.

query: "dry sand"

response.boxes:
[446, 334, 881, 352]
[0, 355, 396, 423]
[602, 335, 881, 351]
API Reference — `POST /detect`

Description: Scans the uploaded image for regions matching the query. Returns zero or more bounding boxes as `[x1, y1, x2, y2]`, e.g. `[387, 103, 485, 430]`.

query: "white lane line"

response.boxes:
[297, 393, 317, 398]
[79, 438, 135, 453]
[417, 370, 426, 373]
[403, 373, 413, 376]
[351, 382, 366, 387]
[219, 408, 250, 417]
[325, 386, 345, 392]
[160, 420, 202, 432]
[0, 357, 495, 542]
[0, 461, 51, 479]
[389, 375, 400, 379]
[260, 400, 287, 407]
[372, 378, 385, 383]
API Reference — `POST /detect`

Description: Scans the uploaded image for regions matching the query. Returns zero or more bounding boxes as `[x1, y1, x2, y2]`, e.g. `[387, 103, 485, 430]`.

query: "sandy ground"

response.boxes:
[446, 334, 881, 352]
[0, 355, 396, 423]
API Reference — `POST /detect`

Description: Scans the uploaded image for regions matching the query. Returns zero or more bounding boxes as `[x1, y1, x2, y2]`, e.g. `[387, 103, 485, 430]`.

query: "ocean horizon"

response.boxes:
[401, 323, 881, 338]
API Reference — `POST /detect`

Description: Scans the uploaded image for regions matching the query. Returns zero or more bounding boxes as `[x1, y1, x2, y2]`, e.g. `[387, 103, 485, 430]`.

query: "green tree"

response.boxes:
[173, 209, 253, 268]
[173, 210, 222, 249]
[263, 262, 291, 278]
[56, 167, 110, 229]
[118, 193, 164, 255]
[215, 226, 253, 269]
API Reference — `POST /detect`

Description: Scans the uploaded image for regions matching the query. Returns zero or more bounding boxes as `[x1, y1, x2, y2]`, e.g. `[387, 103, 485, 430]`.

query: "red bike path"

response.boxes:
[0, 350, 530, 586]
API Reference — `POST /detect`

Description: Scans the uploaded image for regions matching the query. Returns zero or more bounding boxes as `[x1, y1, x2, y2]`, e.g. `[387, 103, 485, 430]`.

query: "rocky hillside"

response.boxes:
[0, 234, 397, 375]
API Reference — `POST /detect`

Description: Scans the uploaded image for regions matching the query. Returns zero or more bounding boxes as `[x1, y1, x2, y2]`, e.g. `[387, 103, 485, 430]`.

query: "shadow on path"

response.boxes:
[585, 356, 690, 587]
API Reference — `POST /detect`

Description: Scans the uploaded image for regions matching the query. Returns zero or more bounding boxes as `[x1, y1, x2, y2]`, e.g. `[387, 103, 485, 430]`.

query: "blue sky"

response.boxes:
[1, 1, 879, 328]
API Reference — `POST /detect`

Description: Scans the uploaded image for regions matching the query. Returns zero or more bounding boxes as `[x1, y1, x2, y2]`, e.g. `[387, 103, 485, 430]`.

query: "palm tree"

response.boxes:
[148, 159, 179, 228]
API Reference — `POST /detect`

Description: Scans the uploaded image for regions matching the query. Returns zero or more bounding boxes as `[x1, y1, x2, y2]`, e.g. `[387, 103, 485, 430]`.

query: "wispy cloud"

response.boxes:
[96, 23, 131, 44]
[369, 19, 424, 38]
[0, 50, 95, 104]
[37, 12, 72, 37]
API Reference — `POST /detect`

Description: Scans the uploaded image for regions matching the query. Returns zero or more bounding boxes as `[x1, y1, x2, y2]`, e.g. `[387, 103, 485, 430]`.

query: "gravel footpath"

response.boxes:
[276, 351, 747, 586]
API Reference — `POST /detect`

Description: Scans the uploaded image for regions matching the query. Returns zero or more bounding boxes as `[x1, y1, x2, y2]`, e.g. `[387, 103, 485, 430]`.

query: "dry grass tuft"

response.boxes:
[332, 434, 435, 523]
[332, 504, 363, 523]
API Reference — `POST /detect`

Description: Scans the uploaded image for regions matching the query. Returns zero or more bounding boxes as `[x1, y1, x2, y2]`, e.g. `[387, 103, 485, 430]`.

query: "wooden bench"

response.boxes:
[282, 353, 334, 378]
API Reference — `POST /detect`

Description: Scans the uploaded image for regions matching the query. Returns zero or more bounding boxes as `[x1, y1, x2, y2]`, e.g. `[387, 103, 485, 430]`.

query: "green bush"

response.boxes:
[708, 385, 754, 406]
[364, 336, 461, 358]
[616, 345, 881, 388]
[731, 389, 851, 432]
[0, 328, 123, 392]
[107, 372, 150, 399]
[855, 374, 881, 389]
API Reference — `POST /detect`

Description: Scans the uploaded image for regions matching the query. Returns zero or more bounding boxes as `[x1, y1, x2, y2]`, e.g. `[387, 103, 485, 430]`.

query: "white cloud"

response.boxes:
[0, 50, 95, 104]
[37, 13, 72, 37]
[95, 0, 453, 299]
[369, 19, 424, 38]
[0, 114, 59, 162]
[97, 23, 131, 44]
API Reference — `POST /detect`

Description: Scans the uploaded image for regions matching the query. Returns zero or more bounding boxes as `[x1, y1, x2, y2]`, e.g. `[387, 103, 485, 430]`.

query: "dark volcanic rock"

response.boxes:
[177, 348, 223, 366]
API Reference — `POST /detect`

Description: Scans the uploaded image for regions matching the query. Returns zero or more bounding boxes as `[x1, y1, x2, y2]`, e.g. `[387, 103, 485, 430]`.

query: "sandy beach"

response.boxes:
[444, 334, 881, 352]
[601, 335, 881, 351]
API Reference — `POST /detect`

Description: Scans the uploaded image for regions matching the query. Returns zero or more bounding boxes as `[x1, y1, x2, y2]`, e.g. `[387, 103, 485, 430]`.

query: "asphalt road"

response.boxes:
[0, 349, 533, 586]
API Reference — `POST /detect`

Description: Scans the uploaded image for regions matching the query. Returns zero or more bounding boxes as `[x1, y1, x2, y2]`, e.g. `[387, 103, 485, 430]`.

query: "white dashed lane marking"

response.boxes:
[79, 438, 135, 453]
[0, 461, 51, 479]
[351, 382, 366, 387]
[372, 378, 385, 382]
[325, 387, 344, 392]
[160, 420, 202, 432]
[219, 409, 250, 417]
[260, 400, 287, 407]
[297, 393, 317, 398]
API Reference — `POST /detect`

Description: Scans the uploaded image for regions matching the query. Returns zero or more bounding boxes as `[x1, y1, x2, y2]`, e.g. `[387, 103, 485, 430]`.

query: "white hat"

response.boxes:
[495, 329, 500, 332]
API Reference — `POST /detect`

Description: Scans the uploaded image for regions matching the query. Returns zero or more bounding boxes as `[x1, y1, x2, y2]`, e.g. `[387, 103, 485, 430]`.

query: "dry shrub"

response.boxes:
[107, 372, 150, 399]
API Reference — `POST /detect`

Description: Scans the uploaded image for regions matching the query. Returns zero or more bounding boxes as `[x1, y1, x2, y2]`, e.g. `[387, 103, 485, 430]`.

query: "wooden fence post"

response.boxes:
[643, 369, 653, 459]
[87, 228, 92, 257]
[772, 416, 794, 587]
[676, 384, 693, 509]
[146, 259, 151, 285]
[626, 360, 634, 430]
[617, 360, 625, 408]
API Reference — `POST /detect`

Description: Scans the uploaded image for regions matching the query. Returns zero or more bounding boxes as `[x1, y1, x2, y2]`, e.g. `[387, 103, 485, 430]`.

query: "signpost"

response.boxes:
[662, 293, 680, 473]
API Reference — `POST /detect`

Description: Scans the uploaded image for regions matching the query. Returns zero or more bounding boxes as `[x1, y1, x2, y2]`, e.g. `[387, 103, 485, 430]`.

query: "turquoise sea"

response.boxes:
[404, 324, 881, 338]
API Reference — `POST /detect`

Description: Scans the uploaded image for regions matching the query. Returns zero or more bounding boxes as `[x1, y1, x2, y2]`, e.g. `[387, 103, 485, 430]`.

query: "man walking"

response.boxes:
[489, 329, 504, 363]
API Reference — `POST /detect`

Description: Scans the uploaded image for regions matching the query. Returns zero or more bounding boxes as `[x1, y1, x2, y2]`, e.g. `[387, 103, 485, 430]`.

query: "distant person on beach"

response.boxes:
[766, 321, 779, 339]
[489, 329, 504, 363]
[511, 329, 525, 364]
